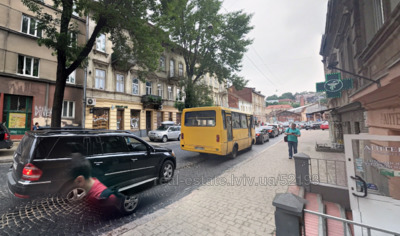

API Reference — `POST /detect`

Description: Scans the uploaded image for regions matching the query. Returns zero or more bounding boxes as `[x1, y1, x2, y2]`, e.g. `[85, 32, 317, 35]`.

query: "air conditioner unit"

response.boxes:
[86, 98, 96, 106]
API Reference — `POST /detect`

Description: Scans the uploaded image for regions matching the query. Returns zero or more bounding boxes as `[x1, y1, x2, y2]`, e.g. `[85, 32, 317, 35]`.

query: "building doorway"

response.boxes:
[117, 109, 124, 130]
[2, 95, 32, 136]
[146, 111, 152, 133]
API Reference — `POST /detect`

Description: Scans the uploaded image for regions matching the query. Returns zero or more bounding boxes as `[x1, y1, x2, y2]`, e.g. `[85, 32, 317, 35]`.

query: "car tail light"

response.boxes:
[22, 163, 43, 181]
[181, 133, 184, 139]
[256, 133, 260, 137]
[4, 133, 10, 140]
[216, 135, 220, 142]
[268, 130, 272, 133]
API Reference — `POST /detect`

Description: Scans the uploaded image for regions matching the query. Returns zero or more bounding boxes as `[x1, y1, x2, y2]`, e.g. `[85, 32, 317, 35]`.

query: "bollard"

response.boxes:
[293, 153, 311, 192]
[272, 193, 306, 236]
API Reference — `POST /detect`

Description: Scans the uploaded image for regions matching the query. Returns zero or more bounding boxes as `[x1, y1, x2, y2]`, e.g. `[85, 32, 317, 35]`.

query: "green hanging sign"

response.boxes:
[316, 72, 353, 98]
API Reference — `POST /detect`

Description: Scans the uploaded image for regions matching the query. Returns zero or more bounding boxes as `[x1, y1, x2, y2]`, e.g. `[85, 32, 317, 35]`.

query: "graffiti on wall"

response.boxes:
[35, 106, 52, 118]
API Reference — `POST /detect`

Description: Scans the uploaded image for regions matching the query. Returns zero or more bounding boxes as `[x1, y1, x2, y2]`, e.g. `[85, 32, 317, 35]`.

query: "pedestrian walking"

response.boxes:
[33, 122, 40, 130]
[285, 123, 301, 159]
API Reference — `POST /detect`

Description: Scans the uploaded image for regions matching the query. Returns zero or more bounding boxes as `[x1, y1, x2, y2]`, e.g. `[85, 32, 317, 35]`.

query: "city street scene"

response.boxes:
[1, 0, 400, 235]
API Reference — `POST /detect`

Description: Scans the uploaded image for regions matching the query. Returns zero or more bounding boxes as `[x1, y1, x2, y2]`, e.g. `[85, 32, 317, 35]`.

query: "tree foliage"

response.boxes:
[158, 0, 253, 108]
[22, 0, 164, 127]
[280, 92, 295, 100]
[266, 94, 279, 100]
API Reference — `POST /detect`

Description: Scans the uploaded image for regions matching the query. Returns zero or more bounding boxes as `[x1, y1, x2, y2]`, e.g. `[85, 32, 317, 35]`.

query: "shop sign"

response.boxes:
[9, 113, 26, 129]
[316, 72, 353, 98]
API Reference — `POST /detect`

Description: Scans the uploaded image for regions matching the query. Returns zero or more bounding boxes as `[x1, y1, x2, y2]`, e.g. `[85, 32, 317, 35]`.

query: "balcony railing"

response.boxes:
[141, 95, 163, 110]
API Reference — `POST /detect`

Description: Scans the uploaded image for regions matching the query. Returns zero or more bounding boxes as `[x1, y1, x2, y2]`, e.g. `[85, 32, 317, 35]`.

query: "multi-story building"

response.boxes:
[228, 87, 266, 124]
[201, 74, 228, 107]
[320, 0, 400, 142]
[84, 19, 183, 136]
[0, 0, 85, 139]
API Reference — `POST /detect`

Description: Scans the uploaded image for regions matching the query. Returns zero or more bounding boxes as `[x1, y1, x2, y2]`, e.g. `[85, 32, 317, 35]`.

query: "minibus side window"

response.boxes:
[222, 110, 226, 129]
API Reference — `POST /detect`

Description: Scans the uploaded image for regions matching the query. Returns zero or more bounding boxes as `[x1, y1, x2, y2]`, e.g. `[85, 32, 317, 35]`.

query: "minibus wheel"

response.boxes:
[229, 145, 238, 159]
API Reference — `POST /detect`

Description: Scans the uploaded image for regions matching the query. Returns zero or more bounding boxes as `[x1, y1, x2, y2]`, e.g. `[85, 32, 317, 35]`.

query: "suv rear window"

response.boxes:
[16, 135, 35, 162]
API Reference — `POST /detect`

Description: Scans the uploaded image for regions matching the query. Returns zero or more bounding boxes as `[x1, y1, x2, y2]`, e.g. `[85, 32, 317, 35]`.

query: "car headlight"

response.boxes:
[171, 151, 176, 157]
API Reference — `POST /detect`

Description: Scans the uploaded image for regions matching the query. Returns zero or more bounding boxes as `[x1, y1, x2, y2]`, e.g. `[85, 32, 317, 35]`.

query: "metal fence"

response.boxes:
[309, 158, 347, 187]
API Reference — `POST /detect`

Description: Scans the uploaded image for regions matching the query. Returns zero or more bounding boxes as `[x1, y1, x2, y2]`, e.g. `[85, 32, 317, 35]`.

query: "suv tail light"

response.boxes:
[22, 163, 43, 181]
[4, 133, 10, 140]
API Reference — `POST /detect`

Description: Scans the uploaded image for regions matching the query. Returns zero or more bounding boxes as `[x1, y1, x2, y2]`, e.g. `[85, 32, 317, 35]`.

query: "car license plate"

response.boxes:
[195, 147, 204, 150]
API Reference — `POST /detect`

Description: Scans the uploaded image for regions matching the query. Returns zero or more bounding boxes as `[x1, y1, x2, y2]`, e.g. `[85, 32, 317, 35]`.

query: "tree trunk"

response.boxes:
[51, 67, 67, 128]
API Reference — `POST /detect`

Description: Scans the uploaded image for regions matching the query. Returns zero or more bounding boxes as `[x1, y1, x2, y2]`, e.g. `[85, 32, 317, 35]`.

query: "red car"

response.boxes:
[320, 122, 329, 130]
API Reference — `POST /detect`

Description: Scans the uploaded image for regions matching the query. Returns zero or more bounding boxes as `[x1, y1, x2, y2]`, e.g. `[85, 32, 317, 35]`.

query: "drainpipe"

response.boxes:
[82, 14, 89, 128]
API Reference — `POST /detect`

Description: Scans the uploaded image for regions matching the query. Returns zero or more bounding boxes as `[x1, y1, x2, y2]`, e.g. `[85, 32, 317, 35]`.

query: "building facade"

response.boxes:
[228, 87, 266, 124]
[321, 0, 400, 143]
[0, 0, 85, 139]
[84, 20, 183, 136]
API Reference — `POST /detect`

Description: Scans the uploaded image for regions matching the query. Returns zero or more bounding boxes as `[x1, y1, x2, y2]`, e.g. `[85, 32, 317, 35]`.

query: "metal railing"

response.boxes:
[309, 158, 347, 187]
[304, 209, 400, 236]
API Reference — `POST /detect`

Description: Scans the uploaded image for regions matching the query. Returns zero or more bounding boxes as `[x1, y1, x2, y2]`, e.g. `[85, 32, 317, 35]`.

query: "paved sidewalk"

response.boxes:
[105, 130, 339, 236]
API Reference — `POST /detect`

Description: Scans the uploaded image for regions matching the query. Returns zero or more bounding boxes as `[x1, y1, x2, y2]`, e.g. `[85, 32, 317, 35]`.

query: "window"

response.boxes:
[132, 78, 139, 95]
[160, 56, 166, 71]
[101, 136, 129, 153]
[67, 70, 76, 84]
[158, 83, 163, 97]
[62, 101, 75, 118]
[168, 86, 173, 100]
[232, 112, 241, 129]
[21, 15, 42, 37]
[169, 59, 175, 77]
[48, 137, 87, 159]
[95, 69, 105, 90]
[130, 110, 140, 130]
[240, 114, 248, 128]
[146, 81, 152, 95]
[96, 34, 106, 52]
[125, 137, 147, 152]
[177, 88, 181, 100]
[116, 74, 124, 92]
[18, 55, 39, 77]
[178, 63, 183, 76]
[69, 33, 77, 47]
[185, 111, 216, 127]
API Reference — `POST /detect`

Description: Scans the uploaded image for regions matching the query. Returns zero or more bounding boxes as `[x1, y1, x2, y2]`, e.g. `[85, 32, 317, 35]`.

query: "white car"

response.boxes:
[148, 124, 181, 142]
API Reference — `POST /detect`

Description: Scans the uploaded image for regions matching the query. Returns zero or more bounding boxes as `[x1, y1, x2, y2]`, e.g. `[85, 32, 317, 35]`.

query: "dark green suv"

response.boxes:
[7, 129, 176, 214]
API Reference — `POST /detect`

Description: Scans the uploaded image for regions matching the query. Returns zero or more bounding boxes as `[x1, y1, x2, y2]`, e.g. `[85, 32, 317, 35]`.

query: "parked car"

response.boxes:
[0, 122, 13, 149]
[312, 122, 322, 130]
[261, 125, 279, 138]
[320, 122, 329, 130]
[148, 122, 181, 142]
[270, 124, 283, 135]
[7, 129, 176, 215]
[255, 127, 270, 144]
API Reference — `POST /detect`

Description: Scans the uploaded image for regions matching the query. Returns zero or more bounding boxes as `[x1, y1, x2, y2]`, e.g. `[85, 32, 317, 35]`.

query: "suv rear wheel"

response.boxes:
[64, 187, 86, 202]
[159, 160, 174, 183]
[119, 194, 139, 215]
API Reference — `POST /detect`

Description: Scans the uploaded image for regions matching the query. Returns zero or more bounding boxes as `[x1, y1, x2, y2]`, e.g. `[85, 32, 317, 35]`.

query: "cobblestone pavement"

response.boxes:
[105, 130, 337, 236]
[0, 135, 284, 235]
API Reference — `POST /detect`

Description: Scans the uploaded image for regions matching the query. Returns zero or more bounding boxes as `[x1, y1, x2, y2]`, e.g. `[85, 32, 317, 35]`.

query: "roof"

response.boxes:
[266, 105, 293, 109]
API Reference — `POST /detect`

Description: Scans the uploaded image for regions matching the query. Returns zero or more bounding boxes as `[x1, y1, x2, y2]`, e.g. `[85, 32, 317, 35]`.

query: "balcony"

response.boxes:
[141, 95, 163, 110]
[168, 72, 183, 82]
[111, 52, 136, 71]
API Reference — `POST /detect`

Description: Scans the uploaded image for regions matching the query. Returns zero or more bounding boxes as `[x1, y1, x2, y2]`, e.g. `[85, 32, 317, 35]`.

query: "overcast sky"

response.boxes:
[222, 0, 328, 97]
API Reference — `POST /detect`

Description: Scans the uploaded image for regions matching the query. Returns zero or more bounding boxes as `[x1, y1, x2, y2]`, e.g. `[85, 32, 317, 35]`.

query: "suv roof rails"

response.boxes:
[33, 128, 137, 135]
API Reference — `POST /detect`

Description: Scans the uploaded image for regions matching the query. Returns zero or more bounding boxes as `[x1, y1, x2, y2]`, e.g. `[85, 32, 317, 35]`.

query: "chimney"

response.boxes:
[300, 96, 305, 106]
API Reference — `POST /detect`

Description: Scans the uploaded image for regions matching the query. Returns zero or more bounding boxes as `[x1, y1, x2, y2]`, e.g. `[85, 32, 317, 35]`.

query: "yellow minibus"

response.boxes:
[180, 106, 255, 158]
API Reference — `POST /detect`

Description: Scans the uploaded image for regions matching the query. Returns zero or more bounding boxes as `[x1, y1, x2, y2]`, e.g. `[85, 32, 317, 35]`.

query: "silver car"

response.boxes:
[148, 125, 181, 142]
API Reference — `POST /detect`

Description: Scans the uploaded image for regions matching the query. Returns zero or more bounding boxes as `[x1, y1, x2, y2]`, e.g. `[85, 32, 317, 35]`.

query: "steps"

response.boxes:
[286, 185, 353, 236]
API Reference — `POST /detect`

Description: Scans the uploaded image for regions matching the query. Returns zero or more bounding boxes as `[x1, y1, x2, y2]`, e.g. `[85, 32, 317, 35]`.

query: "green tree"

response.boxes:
[159, 0, 253, 108]
[279, 92, 295, 100]
[266, 94, 279, 100]
[22, 0, 164, 127]
[174, 81, 214, 111]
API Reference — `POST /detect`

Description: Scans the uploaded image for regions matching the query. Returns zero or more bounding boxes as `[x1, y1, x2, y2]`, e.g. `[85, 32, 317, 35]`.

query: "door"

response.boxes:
[146, 111, 152, 133]
[88, 136, 133, 187]
[226, 114, 233, 155]
[125, 136, 159, 182]
[117, 109, 124, 130]
[345, 134, 400, 235]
